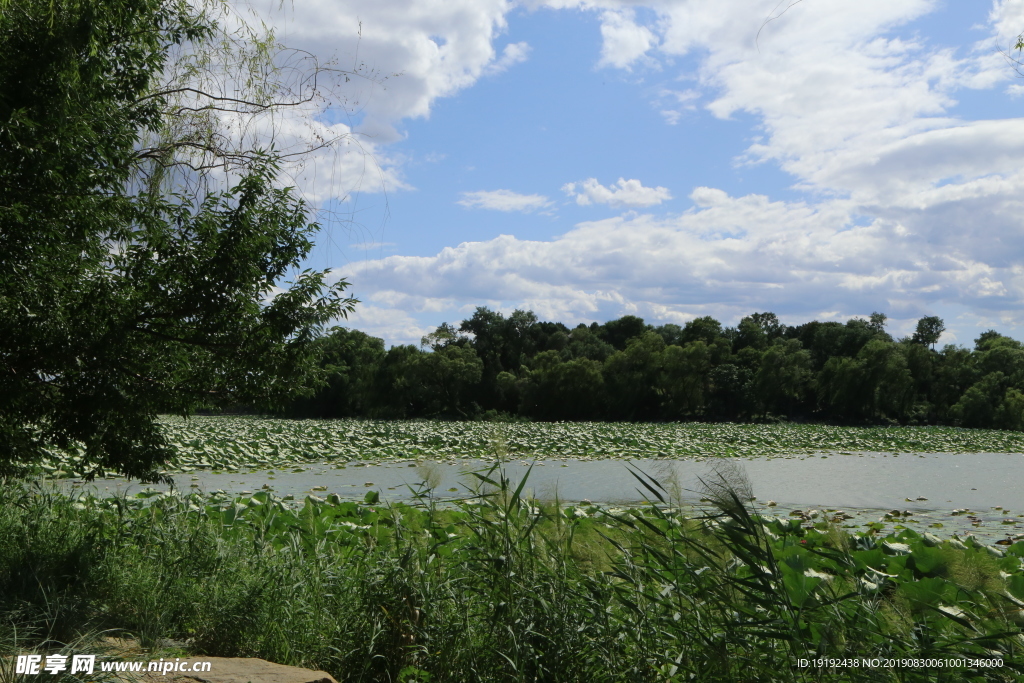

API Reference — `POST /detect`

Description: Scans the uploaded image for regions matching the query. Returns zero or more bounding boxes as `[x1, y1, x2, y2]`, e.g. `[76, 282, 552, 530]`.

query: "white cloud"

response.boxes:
[265, 0, 515, 126]
[255, 0, 1024, 343]
[597, 9, 658, 69]
[212, 0, 522, 205]
[537, 0, 1019, 206]
[148, 12, 410, 209]
[563, 178, 672, 208]
[987, 0, 1024, 46]
[656, 88, 701, 124]
[457, 189, 553, 212]
[334, 177, 1024, 344]
[264, 115, 409, 205]
[484, 41, 532, 75]
[247, 0, 1024, 216]
[690, 186, 730, 208]
[337, 302, 434, 347]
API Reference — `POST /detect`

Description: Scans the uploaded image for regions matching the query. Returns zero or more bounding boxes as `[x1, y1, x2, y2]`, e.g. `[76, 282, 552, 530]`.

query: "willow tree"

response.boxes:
[0, 0, 367, 478]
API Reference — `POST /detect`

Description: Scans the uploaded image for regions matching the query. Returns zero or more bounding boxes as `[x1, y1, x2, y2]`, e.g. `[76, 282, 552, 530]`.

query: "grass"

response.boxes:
[1, 463, 1022, 682]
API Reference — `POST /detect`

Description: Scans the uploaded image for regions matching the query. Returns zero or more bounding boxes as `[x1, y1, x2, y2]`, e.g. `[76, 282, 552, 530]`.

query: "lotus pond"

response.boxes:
[34, 417, 1024, 476]
[40, 417, 1024, 544]
[159, 417, 1024, 469]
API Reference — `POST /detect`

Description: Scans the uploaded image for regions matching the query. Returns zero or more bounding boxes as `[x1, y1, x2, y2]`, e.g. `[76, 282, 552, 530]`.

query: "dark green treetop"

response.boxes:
[912, 316, 946, 350]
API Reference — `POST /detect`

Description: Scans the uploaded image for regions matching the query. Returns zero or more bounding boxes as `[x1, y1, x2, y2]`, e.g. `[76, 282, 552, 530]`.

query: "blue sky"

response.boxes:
[261, 0, 1024, 348]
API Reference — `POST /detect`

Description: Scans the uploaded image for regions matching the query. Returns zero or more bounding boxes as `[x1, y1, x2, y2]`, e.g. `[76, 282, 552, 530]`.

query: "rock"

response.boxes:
[125, 657, 337, 683]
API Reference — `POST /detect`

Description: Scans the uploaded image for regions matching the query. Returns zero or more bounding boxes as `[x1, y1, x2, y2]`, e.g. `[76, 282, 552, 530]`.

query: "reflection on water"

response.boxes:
[78, 451, 1024, 543]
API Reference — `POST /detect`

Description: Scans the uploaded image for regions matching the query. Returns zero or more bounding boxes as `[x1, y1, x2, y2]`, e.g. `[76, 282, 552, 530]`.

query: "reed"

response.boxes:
[0, 472, 1021, 682]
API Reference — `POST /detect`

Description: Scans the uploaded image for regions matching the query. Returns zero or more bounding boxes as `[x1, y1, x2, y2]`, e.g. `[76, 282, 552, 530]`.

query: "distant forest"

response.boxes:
[282, 308, 1024, 430]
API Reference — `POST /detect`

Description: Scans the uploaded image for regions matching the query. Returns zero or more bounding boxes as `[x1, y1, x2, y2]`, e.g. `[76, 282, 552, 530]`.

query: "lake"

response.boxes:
[79, 450, 1024, 543]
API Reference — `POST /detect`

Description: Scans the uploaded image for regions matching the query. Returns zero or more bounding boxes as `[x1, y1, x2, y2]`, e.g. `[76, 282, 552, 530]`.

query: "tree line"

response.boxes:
[283, 309, 1024, 430]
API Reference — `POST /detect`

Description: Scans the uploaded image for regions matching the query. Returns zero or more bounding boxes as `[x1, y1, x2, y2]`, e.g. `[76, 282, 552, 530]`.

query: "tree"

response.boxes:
[654, 323, 684, 346]
[287, 328, 386, 418]
[564, 325, 615, 363]
[749, 312, 786, 338]
[659, 341, 712, 417]
[421, 322, 465, 351]
[0, 0, 359, 479]
[518, 352, 605, 420]
[952, 372, 1007, 429]
[600, 315, 649, 351]
[413, 345, 483, 417]
[912, 316, 945, 350]
[752, 339, 811, 418]
[734, 317, 769, 351]
[816, 340, 914, 422]
[792, 318, 888, 371]
[602, 332, 665, 419]
[681, 316, 724, 345]
[734, 312, 784, 352]
[707, 363, 754, 420]
[867, 311, 888, 333]
[373, 345, 426, 418]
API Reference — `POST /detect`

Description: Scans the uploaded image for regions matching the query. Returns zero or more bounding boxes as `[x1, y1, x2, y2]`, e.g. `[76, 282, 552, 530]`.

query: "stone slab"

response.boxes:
[125, 657, 337, 683]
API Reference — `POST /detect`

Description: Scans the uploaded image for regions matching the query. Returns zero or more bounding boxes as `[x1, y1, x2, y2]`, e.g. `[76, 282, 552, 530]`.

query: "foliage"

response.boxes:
[1, 471, 1021, 682]
[0, 0, 356, 478]
[288, 310, 1024, 430]
[913, 317, 947, 350]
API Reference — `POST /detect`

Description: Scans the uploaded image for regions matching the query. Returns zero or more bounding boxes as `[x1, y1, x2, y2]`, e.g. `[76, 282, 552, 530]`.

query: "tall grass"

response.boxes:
[0, 471, 1021, 682]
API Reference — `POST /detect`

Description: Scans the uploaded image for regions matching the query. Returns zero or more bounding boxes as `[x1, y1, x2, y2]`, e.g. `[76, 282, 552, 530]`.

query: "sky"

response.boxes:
[244, 0, 1024, 348]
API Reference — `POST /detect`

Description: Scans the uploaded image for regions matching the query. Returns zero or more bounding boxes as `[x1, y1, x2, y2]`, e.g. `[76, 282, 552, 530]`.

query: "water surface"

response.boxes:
[83, 451, 1024, 543]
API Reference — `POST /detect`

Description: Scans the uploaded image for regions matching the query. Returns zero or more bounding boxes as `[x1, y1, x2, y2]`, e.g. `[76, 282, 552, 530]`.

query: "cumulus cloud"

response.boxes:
[535, 0, 1019, 205]
[333, 183, 1024, 345]
[250, 0, 1024, 213]
[457, 189, 554, 212]
[265, 0, 515, 126]
[257, 0, 1024, 343]
[337, 302, 435, 347]
[563, 178, 673, 208]
[597, 9, 658, 69]
[219, 0, 523, 205]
